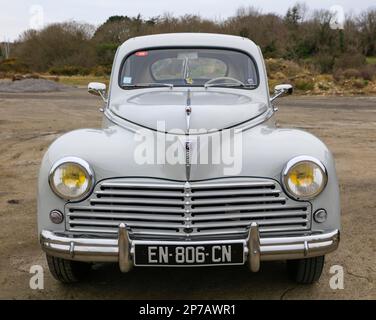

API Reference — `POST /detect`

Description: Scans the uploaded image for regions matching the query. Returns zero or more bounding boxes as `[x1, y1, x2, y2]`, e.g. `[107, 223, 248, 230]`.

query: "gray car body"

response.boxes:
[38, 33, 340, 239]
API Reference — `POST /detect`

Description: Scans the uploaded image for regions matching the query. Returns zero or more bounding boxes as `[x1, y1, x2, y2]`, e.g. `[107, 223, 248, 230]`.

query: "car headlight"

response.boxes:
[49, 157, 94, 201]
[282, 156, 327, 200]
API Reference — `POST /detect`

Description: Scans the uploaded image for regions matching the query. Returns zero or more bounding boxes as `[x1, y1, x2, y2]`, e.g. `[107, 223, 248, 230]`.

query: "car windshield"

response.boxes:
[119, 48, 258, 89]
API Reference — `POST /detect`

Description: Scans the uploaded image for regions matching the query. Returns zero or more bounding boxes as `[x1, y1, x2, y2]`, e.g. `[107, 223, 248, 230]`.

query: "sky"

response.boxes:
[0, 0, 375, 41]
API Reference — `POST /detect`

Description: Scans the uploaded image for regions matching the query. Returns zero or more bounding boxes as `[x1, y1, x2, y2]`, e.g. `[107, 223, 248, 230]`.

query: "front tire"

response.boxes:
[287, 256, 325, 284]
[46, 255, 91, 283]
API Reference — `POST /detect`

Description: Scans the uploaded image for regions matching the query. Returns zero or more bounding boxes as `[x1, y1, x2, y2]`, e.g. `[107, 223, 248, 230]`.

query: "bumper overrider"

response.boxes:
[40, 223, 339, 272]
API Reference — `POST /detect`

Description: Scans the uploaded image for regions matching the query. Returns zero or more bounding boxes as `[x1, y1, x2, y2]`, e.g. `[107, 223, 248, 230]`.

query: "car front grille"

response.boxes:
[65, 178, 311, 240]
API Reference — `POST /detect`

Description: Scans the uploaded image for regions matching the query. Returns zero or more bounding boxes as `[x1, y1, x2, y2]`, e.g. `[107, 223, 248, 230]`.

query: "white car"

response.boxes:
[38, 33, 340, 284]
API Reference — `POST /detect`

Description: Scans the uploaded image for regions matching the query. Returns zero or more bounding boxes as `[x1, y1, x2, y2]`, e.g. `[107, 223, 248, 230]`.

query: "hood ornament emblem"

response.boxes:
[185, 140, 192, 181]
[185, 89, 192, 133]
[185, 105, 192, 132]
[185, 89, 192, 181]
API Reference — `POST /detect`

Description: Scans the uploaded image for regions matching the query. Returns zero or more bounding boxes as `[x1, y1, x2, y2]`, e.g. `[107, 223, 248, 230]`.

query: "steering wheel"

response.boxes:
[204, 77, 244, 87]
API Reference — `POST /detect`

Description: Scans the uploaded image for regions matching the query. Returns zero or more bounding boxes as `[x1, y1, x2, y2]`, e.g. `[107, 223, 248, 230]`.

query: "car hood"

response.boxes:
[110, 89, 269, 132]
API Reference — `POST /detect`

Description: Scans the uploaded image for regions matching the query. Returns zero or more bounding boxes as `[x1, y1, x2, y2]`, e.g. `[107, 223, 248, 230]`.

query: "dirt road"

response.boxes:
[0, 90, 375, 299]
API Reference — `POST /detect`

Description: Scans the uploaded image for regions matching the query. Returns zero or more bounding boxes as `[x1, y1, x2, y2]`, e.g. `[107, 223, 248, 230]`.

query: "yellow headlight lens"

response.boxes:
[284, 159, 327, 200]
[289, 163, 314, 187]
[50, 160, 93, 200]
[61, 165, 87, 189]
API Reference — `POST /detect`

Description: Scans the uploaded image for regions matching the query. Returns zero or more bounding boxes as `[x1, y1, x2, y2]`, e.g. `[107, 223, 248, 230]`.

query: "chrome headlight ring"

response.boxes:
[282, 155, 328, 201]
[48, 157, 95, 202]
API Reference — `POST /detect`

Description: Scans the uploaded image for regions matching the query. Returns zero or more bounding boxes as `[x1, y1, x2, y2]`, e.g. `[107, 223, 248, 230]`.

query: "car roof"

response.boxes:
[117, 33, 259, 55]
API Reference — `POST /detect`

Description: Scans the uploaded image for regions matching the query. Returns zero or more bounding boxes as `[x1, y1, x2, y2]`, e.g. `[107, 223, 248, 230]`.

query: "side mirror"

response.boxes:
[270, 84, 293, 102]
[88, 82, 107, 102]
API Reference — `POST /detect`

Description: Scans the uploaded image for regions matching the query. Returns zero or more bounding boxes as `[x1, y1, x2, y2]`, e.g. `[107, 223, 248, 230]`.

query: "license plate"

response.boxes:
[134, 243, 244, 266]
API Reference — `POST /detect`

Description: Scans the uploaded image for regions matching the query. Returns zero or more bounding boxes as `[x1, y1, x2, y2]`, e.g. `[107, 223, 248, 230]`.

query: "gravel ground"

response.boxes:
[0, 79, 73, 93]
[0, 90, 375, 299]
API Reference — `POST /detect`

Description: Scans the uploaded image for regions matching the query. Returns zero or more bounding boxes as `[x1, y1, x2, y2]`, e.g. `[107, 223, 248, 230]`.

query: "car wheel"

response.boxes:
[287, 256, 325, 284]
[46, 255, 91, 283]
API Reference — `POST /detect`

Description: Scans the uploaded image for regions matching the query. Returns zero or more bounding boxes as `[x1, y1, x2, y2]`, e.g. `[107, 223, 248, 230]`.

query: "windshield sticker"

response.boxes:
[185, 77, 194, 85]
[135, 51, 149, 57]
[123, 77, 132, 84]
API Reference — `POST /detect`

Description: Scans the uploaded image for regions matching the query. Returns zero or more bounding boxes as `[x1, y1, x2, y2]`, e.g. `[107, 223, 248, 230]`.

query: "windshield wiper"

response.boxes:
[204, 82, 257, 89]
[122, 83, 174, 89]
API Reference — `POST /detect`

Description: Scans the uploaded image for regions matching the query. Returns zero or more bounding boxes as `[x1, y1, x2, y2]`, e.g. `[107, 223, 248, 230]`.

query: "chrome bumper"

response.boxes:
[40, 223, 340, 273]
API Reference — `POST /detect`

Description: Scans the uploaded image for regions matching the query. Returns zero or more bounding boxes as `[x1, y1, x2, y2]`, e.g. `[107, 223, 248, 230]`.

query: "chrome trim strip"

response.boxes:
[185, 90, 192, 180]
[131, 238, 247, 246]
[104, 105, 275, 135]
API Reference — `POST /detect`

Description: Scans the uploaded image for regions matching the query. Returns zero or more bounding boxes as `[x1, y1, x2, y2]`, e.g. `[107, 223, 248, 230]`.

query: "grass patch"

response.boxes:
[366, 57, 376, 65]
[58, 76, 110, 87]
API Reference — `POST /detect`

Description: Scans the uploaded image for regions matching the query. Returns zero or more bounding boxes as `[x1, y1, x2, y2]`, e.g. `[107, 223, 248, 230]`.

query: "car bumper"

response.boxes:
[40, 223, 340, 272]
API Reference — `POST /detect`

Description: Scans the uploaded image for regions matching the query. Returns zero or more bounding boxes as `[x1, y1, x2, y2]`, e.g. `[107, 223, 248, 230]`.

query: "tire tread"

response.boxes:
[46, 255, 90, 283]
[287, 256, 325, 284]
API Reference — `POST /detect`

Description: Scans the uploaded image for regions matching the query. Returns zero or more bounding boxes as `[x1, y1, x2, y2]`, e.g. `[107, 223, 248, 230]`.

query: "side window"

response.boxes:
[246, 58, 257, 85]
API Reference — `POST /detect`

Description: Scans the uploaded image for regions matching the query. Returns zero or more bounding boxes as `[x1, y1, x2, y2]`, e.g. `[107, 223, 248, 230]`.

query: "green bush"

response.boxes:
[266, 58, 302, 77]
[95, 43, 118, 67]
[366, 57, 376, 65]
[265, 59, 281, 74]
[49, 65, 90, 76]
[294, 79, 314, 91]
[91, 65, 111, 77]
[313, 54, 335, 74]
[0, 59, 29, 73]
[334, 53, 366, 71]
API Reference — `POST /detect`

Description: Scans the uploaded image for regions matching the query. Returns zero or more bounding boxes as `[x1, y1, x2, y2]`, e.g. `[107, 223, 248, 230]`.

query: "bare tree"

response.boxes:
[357, 9, 376, 56]
[1, 39, 11, 59]
[14, 22, 96, 72]
[7, 4, 376, 75]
